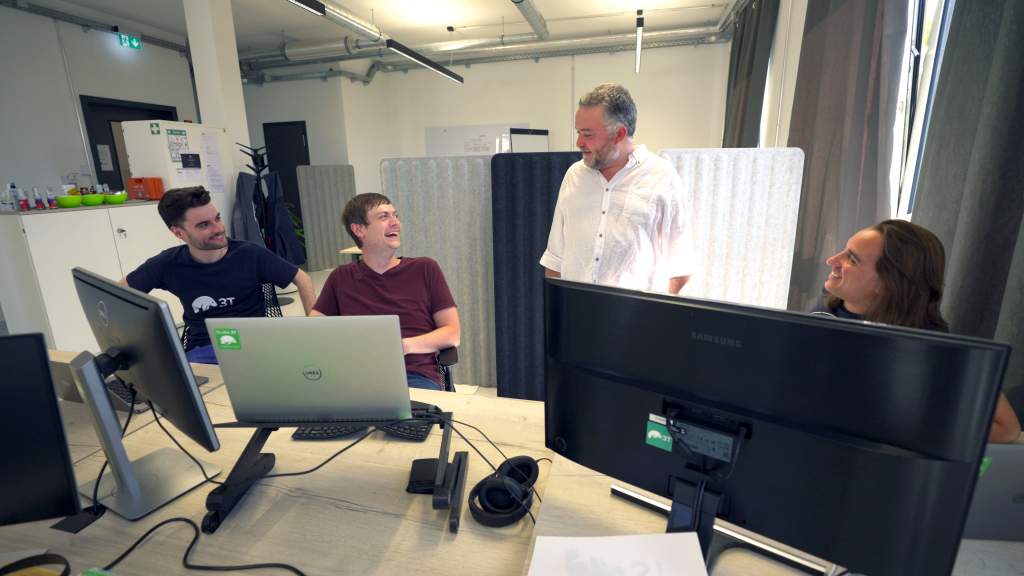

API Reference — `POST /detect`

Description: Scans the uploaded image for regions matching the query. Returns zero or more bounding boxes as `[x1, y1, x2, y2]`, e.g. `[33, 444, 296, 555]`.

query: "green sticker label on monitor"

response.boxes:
[646, 421, 672, 451]
[979, 456, 992, 477]
[214, 328, 241, 350]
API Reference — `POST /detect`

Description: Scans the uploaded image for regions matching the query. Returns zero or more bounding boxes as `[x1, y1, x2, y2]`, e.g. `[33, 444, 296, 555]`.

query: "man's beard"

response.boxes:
[581, 139, 620, 170]
[185, 230, 227, 251]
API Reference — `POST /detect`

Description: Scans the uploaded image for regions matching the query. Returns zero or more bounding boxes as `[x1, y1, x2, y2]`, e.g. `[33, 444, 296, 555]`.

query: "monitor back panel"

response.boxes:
[208, 316, 411, 423]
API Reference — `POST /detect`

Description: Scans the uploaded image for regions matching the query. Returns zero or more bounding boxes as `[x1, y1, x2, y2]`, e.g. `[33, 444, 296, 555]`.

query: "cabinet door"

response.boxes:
[106, 204, 185, 326]
[21, 210, 123, 352]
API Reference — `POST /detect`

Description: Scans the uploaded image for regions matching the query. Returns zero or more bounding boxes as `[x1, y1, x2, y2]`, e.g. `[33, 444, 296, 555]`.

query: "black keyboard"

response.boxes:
[292, 425, 368, 440]
[107, 379, 150, 413]
[379, 419, 435, 440]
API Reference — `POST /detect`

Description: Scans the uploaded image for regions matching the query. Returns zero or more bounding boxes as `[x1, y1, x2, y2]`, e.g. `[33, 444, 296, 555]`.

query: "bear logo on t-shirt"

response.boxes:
[192, 296, 218, 313]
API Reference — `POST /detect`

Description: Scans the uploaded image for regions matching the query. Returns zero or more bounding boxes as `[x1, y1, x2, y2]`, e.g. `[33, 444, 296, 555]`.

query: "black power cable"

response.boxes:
[103, 517, 305, 575]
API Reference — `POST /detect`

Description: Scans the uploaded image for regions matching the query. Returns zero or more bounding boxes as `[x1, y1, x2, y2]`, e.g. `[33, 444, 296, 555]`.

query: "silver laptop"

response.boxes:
[206, 316, 412, 424]
[962, 443, 1024, 541]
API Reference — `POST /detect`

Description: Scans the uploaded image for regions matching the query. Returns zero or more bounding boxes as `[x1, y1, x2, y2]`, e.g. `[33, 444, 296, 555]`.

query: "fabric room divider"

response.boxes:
[380, 156, 496, 389]
[296, 165, 358, 272]
[491, 152, 581, 401]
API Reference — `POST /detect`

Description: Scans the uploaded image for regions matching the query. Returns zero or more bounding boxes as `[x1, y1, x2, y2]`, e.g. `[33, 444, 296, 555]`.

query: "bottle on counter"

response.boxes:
[32, 187, 46, 210]
[15, 188, 29, 211]
[45, 187, 57, 209]
[2, 184, 16, 212]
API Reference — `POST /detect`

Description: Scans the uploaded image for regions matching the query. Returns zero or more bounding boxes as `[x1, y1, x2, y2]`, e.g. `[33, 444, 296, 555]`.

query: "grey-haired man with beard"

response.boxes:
[541, 83, 695, 294]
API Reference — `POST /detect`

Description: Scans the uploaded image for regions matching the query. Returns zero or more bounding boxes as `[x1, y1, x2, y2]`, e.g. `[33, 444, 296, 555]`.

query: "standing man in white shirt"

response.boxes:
[541, 83, 694, 294]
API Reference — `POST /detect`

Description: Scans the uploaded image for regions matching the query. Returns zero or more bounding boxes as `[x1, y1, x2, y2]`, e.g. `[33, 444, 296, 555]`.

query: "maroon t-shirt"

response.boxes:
[312, 257, 457, 387]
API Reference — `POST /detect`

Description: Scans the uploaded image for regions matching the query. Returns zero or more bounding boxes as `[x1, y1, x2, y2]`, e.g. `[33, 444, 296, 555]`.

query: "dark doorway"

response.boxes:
[80, 96, 177, 190]
[263, 121, 310, 234]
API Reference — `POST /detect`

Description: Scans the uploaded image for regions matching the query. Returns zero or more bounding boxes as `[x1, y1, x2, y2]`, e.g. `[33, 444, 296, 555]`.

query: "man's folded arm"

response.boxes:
[402, 306, 460, 356]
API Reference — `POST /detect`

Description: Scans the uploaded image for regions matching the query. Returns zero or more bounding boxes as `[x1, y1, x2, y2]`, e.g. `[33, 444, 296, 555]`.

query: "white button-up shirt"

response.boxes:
[540, 144, 695, 293]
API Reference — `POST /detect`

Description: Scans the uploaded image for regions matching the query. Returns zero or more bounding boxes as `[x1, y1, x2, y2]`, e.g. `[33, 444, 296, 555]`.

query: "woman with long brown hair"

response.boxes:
[811, 219, 1020, 443]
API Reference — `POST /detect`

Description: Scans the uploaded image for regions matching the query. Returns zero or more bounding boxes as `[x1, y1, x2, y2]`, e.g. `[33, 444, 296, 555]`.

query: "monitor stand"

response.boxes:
[71, 350, 221, 520]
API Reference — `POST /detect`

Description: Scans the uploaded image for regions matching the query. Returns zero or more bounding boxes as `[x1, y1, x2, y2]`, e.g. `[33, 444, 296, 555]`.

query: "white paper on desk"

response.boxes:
[527, 533, 708, 576]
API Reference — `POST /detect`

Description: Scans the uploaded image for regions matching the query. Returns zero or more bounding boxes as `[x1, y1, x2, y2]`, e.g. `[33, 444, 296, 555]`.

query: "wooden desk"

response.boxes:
[0, 362, 553, 576]
[525, 456, 1024, 576]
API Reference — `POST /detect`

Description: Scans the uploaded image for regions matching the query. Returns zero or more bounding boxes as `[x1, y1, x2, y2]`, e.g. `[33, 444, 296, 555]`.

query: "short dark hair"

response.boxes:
[824, 219, 948, 330]
[342, 193, 393, 248]
[157, 187, 211, 229]
[579, 83, 638, 138]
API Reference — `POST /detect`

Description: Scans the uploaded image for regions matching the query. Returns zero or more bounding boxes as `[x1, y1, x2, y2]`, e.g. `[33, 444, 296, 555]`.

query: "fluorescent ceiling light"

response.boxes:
[385, 39, 465, 84]
[636, 10, 644, 73]
[286, 0, 325, 16]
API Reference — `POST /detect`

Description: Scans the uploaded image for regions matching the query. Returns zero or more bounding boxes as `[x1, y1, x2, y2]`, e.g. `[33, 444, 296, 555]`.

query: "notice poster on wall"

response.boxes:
[167, 129, 189, 162]
[200, 130, 226, 193]
[96, 145, 114, 172]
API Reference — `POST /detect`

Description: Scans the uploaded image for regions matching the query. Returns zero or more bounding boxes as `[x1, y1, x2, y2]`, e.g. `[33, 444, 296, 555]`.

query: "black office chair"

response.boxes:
[180, 283, 283, 351]
[438, 346, 458, 393]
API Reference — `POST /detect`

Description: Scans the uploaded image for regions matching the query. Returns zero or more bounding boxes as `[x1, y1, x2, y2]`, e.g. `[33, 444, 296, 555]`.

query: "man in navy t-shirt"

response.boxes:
[310, 193, 460, 391]
[120, 187, 316, 364]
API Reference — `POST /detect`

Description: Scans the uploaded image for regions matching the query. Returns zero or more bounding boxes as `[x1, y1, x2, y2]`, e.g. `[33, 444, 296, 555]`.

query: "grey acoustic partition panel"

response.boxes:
[296, 165, 358, 271]
[380, 156, 496, 389]
[657, 148, 804, 309]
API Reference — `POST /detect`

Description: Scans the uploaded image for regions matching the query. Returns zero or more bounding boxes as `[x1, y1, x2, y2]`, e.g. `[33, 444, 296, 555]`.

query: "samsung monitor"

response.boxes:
[0, 334, 81, 527]
[70, 267, 220, 520]
[544, 279, 1009, 576]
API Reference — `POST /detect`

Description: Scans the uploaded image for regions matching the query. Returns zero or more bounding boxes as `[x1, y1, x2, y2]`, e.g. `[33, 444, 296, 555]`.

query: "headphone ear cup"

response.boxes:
[478, 475, 524, 514]
[497, 455, 539, 489]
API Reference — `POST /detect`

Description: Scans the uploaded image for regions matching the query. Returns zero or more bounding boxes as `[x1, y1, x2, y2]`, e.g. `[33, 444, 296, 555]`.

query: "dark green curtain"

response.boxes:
[722, 0, 781, 148]
[912, 0, 1024, 414]
[786, 0, 908, 312]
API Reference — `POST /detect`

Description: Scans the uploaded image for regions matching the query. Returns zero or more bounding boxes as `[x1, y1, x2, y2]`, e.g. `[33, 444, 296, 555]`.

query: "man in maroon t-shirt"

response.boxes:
[310, 193, 460, 390]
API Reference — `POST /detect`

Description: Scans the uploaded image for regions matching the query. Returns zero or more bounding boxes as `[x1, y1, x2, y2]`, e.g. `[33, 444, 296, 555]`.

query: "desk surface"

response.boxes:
[1, 359, 553, 576]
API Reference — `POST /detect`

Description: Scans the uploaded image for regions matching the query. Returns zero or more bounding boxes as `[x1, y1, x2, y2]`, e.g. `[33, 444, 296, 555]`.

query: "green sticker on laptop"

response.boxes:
[214, 328, 241, 350]
[979, 456, 992, 477]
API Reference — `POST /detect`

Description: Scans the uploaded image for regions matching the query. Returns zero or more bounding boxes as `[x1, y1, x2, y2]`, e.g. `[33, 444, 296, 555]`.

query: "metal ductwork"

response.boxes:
[243, 0, 550, 64]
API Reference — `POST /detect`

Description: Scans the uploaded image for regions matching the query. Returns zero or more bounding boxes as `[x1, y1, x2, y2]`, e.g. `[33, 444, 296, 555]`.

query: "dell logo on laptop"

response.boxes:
[302, 365, 322, 381]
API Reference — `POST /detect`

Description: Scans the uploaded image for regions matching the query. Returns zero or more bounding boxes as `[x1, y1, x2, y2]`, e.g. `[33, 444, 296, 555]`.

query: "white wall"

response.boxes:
[0, 8, 197, 193]
[761, 0, 809, 148]
[242, 74, 350, 166]
[241, 43, 730, 197]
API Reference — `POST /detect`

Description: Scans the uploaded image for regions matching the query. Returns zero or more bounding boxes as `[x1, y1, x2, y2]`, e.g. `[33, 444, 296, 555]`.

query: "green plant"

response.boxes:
[286, 203, 305, 249]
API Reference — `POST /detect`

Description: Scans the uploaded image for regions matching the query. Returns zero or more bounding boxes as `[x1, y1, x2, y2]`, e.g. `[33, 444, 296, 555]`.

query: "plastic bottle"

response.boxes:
[32, 187, 45, 210]
[1, 184, 15, 212]
[45, 186, 58, 209]
[15, 188, 29, 211]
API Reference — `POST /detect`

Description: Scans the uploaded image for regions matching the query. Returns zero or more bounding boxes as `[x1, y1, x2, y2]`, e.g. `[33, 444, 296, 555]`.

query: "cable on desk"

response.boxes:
[91, 387, 138, 512]
[431, 415, 539, 523]
[103, 517, 305, 575]
[149, 402, 223, 485]
[445, 416, 547, 505]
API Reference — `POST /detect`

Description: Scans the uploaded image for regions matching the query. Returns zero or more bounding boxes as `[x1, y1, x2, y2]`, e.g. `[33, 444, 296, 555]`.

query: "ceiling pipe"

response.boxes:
[242, 0, 550, 64]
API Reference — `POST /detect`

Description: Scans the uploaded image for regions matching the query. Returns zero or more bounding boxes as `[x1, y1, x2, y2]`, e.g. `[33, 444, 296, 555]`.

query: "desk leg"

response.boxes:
[203, 427, 277, 534]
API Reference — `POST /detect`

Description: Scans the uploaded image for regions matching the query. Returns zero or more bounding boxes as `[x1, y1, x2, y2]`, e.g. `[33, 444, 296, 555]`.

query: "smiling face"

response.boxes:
[172, 202, 226, 251]
[824, 228, 884, 314]
[575, 105, 624, 171]
[351, 203, 401, 254]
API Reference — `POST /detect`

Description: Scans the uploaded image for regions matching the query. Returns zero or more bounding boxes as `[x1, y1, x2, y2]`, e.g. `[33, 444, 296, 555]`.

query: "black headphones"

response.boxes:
[468, 455, 539, 528]
[0, 553, 71, 576]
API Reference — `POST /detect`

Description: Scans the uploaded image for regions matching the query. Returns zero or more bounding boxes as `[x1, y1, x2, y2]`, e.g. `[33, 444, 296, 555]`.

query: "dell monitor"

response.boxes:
[0, 334, 81, 527]
[70, 267, 221, 520]
[544, 279, 1009, 576]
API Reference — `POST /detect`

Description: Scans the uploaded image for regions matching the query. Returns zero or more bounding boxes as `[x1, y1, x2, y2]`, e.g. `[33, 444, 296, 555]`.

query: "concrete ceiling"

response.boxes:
[35, 0, 727, 54]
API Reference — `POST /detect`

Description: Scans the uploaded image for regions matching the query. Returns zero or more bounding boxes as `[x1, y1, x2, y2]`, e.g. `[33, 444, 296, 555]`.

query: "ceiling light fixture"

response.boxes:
[285, 0, 326, 17]
[385, 39, 465, 84]
[635, 9, 643, 73]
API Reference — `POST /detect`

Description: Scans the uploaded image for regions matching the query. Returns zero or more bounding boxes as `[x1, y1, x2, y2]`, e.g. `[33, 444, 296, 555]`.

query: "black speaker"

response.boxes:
[468, 455, 539, 528]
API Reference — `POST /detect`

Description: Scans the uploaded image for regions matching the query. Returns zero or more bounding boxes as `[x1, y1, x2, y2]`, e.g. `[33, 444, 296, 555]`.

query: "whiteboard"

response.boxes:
[425, 123, 529, 156]
[510, 128, 549, 153]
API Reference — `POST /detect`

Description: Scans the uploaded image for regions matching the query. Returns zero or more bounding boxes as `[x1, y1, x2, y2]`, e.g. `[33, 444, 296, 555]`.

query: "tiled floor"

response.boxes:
[280, 269, 499, 397]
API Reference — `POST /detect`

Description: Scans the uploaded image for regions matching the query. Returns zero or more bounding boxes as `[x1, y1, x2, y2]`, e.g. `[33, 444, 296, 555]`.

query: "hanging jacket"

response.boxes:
[264, 172, 307, 266]
[232, 172, 266, 244]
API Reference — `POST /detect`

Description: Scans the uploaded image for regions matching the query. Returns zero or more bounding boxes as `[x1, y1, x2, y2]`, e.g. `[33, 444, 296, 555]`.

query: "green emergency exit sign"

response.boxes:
[118, 33, 141, 50]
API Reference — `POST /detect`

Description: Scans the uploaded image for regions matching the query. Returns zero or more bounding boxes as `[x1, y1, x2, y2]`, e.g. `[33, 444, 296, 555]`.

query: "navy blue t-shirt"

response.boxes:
[126, 239, 297, 349]
[810, 288, 949, 332]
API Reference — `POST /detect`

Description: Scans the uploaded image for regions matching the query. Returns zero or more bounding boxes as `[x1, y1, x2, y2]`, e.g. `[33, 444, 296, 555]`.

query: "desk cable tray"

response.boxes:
[203, 406, 464, 534]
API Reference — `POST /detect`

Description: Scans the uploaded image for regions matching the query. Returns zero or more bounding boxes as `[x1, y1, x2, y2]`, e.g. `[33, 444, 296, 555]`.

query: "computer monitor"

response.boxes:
[70, 267, 221, 520]
[0, 333, 81, 527]
[543, 279, 1009, 576]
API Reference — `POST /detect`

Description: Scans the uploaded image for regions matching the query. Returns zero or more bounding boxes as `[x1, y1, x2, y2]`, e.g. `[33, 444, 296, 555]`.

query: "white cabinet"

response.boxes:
[0, 203, 181, 352]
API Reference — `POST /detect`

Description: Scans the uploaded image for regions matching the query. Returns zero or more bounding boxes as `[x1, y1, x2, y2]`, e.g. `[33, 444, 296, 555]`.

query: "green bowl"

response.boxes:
[55, 196, 82, 208]
[104, 193, 128, 205]
[80, 194, 105, 206]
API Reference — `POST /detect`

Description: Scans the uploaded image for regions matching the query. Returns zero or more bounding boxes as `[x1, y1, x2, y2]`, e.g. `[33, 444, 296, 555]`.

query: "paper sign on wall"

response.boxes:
[167, 129, 189, 162]
[96, 145, 114, 172]
[176, 168, 203, 184]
